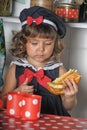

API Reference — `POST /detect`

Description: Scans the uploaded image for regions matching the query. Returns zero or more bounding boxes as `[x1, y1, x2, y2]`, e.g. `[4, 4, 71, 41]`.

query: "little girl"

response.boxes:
[2, 6, 78, 116]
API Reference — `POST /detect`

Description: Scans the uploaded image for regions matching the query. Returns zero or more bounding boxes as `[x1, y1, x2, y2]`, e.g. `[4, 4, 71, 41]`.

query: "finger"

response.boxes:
[64, 78, 78, 94]
[22, 78, 29, 85]
[62, 78, 74, 93]
[24, 85, 34, 92]
[71, 78, 78, 93]
[62, 80, 67, 88]
[26, 88, 34, 94]
[24, 85, 33, 90]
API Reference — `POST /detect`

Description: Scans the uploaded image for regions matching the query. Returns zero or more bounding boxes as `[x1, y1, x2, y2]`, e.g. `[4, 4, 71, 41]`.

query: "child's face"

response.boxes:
[26, 36, 55, 64]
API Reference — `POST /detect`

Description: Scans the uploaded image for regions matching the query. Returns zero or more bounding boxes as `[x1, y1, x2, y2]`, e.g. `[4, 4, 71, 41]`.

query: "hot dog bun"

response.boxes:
[47, 69, 81, 95]
[47, 82, 64, 95]
[53, 69, 81, 84]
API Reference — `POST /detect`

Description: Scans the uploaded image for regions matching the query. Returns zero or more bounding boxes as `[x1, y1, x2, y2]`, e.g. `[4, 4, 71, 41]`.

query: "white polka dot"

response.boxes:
[19, 101, 22, 107]
[68, 122, 74, 125]
[39, 127, 46, 129]
[9, 126, 15, 128]
[16, 122, 21, 124]
[8, 95, 13, 100]
[57, 122, 63, 125]
[23, 122, 30, 127]
[52, 126, 59, 129]
[50, 120, 56, 122]
[44, 116, 50, 119]
[3, 122, 9, 125]
[45, 123, 51, 126]
[22, 100, 26, 106]
[25, 111, 31, 117]
[34, 123, 40, 127]
[76, 125, 83, 128]
[55, 116, 61, 119]
[73, 119, 79, 121]
[80, 121, 87, 125]
[37, 112, 40, 118]
[39, 120, 45, 123]
[9, 109, 15, 115]
[32, 99, 38, 105]
[63, 126, 70, 129]
[9, 118, 15, 122]
[62, 119, 68, 122]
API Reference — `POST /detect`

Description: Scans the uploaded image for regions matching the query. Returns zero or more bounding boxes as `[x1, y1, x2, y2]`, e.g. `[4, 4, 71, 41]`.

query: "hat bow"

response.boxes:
[27, 16, 43, 25]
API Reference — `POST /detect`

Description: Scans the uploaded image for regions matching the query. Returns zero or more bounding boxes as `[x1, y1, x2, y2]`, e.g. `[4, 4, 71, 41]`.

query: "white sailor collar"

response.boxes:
[10, 58, 63, 71]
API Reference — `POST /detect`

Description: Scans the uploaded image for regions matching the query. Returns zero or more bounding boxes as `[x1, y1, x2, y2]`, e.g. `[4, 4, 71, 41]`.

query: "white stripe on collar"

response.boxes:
[10, 59, 63, 71]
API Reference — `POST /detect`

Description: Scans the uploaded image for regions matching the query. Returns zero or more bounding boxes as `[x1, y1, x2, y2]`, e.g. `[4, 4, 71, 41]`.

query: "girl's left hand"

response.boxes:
[61, 78, 78, 110]
[63, 78, 78, 97]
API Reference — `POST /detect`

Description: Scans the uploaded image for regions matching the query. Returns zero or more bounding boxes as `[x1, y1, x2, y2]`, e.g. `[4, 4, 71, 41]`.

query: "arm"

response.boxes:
[2, 64, 34, 96]
[59, 66, 78, 110]
[2, 64, 34, 108]
[2, 64, 17, 96]
[1, 64, 17, 108]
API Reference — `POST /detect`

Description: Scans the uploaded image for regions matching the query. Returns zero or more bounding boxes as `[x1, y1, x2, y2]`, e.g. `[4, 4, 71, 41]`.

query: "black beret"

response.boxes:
[19, 6, 66, 38]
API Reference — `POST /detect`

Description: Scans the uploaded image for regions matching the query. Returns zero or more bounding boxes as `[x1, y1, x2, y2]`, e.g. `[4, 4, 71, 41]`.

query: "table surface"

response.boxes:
[0, 110, 87, 130]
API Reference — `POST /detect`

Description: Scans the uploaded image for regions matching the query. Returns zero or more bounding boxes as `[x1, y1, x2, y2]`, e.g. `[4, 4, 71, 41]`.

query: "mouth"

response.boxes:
[36, 55, 44, 58]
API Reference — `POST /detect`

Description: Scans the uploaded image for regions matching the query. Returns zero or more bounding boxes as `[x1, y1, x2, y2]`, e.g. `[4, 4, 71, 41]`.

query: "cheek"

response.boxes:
[45, 47, 54, 57]
[26, 44, 31, 54]
[47, 46, 54, 53]
[26, 44, 33, 51]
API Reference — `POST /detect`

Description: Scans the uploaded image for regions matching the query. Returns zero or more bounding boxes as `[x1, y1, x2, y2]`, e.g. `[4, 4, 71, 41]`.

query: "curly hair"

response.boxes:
[10, 23, 64, 60]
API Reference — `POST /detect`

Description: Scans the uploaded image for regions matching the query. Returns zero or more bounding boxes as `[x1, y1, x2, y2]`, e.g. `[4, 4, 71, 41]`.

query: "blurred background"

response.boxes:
[0, 0, 87, 118]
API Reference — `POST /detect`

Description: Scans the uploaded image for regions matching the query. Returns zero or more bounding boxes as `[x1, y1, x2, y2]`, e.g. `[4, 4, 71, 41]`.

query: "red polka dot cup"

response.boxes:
[6, 92, 25, 117]
[21, 94, 42, 120]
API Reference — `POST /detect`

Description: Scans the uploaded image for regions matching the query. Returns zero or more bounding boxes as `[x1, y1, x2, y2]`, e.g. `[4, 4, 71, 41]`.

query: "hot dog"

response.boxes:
[47, 82, 64, 95]
[47, 69, 81, 95]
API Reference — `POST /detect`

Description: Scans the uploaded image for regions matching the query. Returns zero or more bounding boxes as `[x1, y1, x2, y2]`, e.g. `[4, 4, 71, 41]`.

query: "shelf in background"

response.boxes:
[0, 17, 87, 28]
[0, 16, 20, 23]
[67, 23, 87, 28]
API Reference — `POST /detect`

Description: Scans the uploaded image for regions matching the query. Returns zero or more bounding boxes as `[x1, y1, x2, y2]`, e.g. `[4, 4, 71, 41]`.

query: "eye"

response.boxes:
[45, 41, 53, 45]
[31, 42, 38, 45]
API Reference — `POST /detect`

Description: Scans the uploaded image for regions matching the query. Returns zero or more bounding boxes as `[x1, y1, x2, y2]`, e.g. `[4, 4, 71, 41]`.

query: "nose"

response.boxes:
[39, 43, 45, 51]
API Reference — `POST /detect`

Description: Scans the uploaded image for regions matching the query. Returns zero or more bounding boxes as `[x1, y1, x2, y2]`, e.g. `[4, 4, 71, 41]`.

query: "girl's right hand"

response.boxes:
[15, 78, 34, 94]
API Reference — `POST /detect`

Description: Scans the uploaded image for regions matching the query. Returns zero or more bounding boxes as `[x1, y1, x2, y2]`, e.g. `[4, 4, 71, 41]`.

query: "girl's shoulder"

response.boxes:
[8, 63, 16, 72]
[10, 58, 27, 67]
[43, 61, 63, 70]
[59, 65, 67, 76]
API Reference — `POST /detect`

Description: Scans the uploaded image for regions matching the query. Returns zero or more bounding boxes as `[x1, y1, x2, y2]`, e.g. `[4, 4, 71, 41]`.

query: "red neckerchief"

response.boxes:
[18, 68, 51, 89]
